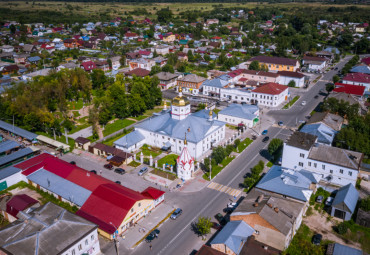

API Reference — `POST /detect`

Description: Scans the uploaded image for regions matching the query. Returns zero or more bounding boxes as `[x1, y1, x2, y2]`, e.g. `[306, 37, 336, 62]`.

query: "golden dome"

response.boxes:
[172, 95, 190, 106]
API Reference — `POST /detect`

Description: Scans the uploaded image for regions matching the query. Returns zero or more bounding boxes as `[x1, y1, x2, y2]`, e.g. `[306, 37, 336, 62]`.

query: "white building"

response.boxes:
[277, 71, 306, 87]
[302, 56, 327, 72]
[282, 131, 363, 187]
[176, 139, 195, 181]
[114, 88, 226, 160]
[202, 78, 230, 97]
[250, 82, 289, 106]
[128, 58, 155, 71]
[217, 104, 259, 128]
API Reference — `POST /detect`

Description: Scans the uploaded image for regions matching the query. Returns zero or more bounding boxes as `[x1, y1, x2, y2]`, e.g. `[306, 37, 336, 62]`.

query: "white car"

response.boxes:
[301, 101, 306, 106]
[325, 197, 334, 206]
[227, 202, 238, 208]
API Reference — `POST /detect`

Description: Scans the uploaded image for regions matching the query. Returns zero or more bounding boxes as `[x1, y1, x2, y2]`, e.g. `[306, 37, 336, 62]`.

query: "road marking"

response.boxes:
[207, 182, 242, 197]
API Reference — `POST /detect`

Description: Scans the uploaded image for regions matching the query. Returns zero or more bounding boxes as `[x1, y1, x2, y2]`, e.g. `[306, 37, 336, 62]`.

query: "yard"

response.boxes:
[103, 119, 135, 137]
[150, 169, 177, 181]
[67, 98, 85, 110]
[102, 127, 134, 146]
[136, 144, 162, 160]
[203, 156, 235, 180]
[157, 154, 178, 169]
[234, 138, 253, 153]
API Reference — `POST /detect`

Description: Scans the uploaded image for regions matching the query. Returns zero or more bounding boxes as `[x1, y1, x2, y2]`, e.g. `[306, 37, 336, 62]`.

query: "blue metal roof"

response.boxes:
[219, 104, 259, 121]
[324, 47, 340, 54]
[0, 140, 20, 154]
[203, 78, 230, 88]
[256, 166, 317, 202]
[332, 243, 362, 255]
[210, 221, 254, 255]
[0, 166, 21, 180]
[350, 65, 370, 74]
[114, 130, 145, 149]
[300, 123, 336, 145]
[28, 56, 41, 62]
[27, 169, 91, 207]
[0, 148, 35, 167]
[332, 184, 359, 214]
[0, 120, 38, 141]
[191, 109, 217, 119]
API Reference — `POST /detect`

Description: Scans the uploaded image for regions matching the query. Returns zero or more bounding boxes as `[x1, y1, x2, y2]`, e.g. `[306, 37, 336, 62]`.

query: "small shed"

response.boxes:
[75, 137, 91, 151]
[331, 183, 359, 221]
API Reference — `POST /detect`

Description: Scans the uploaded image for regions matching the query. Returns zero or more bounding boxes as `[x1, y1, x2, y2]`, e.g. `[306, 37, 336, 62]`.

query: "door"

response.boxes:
[334, 209, 346, 220]
[0, 181, 7, 191]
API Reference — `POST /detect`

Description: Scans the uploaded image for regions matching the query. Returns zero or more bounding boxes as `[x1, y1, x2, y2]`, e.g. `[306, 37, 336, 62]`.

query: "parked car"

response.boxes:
[170, 208, 182, 219]
[70, 161, 76, 165]
[115, 181, 121, 185]
[90, 170, 97, 174]
[325, 197, 334, 206]
[262, 136, 270, 143]
[316, 195, 324, 203]
[227, 202, 238, 208]
[278, 121, 283, 126]
[312, 234, 322, 245]
[145, 229, 160, 243]
[114, 168, 126, 175]
[211, 222, 222, 230]
[252, 135, 257, 140]
[138, 167, 148, 176]
[334, 67, 338, 70]
[314, 95, 319, 99]
[215, 213, 227, 226]
[262, 130, 268, 135]
[176, 184, 182, 189]
[104, 164, 113, 170]
[301, 101, 307, 106]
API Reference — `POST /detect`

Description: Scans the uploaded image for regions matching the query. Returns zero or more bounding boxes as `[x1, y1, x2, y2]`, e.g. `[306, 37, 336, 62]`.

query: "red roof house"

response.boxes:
[141, 187, 165, 200]
[333, 83, 366, 96]
[342, 73, 370, 87]
[6, 194, 39, 218]
[361, 57, 370, 66]
[81, 61, 96, 72]
[252, 82, 288, 95]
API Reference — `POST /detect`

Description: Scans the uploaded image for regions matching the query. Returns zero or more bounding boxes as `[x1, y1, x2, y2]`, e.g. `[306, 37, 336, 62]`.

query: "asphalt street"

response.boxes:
[105, 56, 353, 255]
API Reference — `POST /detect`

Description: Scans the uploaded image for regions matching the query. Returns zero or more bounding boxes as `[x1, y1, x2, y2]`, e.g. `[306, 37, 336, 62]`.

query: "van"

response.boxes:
[138, 167, 148, 176]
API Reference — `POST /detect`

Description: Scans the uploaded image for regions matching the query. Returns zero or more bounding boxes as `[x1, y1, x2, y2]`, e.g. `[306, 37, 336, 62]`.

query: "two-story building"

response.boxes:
[155, 72, 181, 90]
[244, 56, 300, 72]
[177, 74, 207, 95]
[277, 71, 306, 87]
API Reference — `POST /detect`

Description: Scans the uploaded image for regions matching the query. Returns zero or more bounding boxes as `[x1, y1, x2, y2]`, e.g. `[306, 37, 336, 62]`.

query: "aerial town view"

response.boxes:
[0, 0, 369, 254]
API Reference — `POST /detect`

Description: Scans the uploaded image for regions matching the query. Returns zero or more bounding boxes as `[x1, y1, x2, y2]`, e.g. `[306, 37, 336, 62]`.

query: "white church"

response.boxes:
[114, 87, 226, 161]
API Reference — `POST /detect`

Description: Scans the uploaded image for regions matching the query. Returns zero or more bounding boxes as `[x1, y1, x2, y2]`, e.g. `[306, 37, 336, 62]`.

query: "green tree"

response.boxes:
[211, 146, 226, 165]
[288, 80, 296, 87]
[249, 60, 260, 70]
[150, 65, 161, 75]
[161, 64, 174, 73]
[119, 55, 126, 67]
[195, 216, 212, 237]
[156, 8, 173, 23]
[268, 139, 283, 157]
[326, 83, 335, 92]
[359, 197, 370, 212]
[332, 75, 340, 84]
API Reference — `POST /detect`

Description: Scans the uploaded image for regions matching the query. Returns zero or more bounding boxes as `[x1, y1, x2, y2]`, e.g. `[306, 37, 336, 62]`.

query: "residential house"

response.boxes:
[22, 68, 52, 81]
[361, 57, 370, 66]
[300, 123, 337, 145]
[327, 243, 363, 255]
[155, 72, 181, 90]
[203, 78, 230, 97]
[110, 56, 121, 70]
[306, 112, 343, 132]
[128, 58, 155, 71]
[126, 52, 142, 65]
[1, 45, 14, 53]
[124, 32, 139, 40]
[230, 188, 306, 251]
[239, 70, 280, 85]
[95, 60, 110, 72]
[13, 53, 29, 64]
[27, 56, 41, 65]
[21, 44, 37, 54]
[177, 74, 207, 95]
[217, 104, 259, 128]
[244, 56, 300, 72]
[350, 65, 370, 75]
[57, 62, 79, 71]
[316, 51, 334, 61]
[177, 51, 188, 62]
[138, 50, 153, 59]
[163, 33, 176, 43]
[1, 65, 19, 75]
[125, 68, 150, 78]
[210, 220, 255, 255]
[330, 183, 359, 220]
[151, 45, 170, 55]
[81, 61, 96, 73]
[281, 131, 363, 187]
[302, 56, 327, 72]
[64, 38, 78, 49]
[206, 19, 219, 26]
[249, 82, 289, 106]
[75, 137, 91, 151]
[0, 194, 39, 223]
[342, 73, 370, 91]
[195, 245, 226, 255]
[277, 71, 306, 87]
[0, 202, 101, 255]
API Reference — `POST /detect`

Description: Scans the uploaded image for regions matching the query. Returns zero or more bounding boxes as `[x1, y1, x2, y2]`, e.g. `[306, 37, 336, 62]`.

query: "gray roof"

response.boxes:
[0, 140, 20, 154]
[0, 120, 38, 140]
[210, 221, 254, 255]
[328, 93, 359, 106]
[191, 109, 217, 119]
[256, 166, 318, 202]
[308, 144, 362, 170]
[0, 166, 21, 180]
[155, 72, 179, 81]
[114, 130, 145, 149]
[332, 184, 359, 214]
[307, 112, 343, 131]
[350, 65, 370, 74]
[202, 78, 229, 88]
[178, 74, 206, 83]
[0, 148, 37, 167]
[285, 131, 317, 151]
[27, 169, 91, 206]
[0, 202, 97, 255]
[136, 112, 225, 144]
[218, 104, 258, 121]
[331, 243, 363, 255]
[300, 123, 337, 145]
[232, 189, 304, 236]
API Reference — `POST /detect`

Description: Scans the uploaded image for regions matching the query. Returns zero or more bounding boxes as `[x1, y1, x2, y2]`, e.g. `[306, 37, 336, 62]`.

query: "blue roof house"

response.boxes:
[330, 183, 359, 221]
[113, 130, 145, 153]
[218, 104, 259, 128]
[300, 123, 337, 145]
[210, 221, 255, 255]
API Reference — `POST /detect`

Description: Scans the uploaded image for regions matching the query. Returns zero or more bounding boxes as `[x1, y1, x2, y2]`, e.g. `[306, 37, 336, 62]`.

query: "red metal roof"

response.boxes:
[66, 168, 110, 192]
[6, 194, 38, 217]
[141, 187, 165, 200]
[333, 83, 365, 96]
[343, 73, 370, 84]
[252, 82, 288, 95]
[249, 56, 298, 66]
[81, 61, 96, 71]
[277, 71, 305, 78]
[15, 153, 55, 171]
[361, 57, 370, 66]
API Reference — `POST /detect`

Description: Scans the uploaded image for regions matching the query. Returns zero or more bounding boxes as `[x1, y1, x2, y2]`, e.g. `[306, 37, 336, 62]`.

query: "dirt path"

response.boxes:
[303, 209, 362, 250]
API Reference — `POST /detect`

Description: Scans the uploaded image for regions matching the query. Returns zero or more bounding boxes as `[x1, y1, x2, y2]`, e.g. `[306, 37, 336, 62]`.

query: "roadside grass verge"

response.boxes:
[103, 119, 135, 137]
[203, 156, 235, 180]
[283, 96, 300, 109]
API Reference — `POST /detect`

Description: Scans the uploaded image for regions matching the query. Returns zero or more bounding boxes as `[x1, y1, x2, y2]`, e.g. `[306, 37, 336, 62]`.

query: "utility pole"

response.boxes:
[64, 128, 68, 144]
[51, 128, 56, 140]
[209, 155, 212, 181]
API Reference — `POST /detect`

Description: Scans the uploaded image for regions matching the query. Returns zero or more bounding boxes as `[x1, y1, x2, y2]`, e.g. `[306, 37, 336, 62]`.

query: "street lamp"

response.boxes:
[109, 222, 119, 255]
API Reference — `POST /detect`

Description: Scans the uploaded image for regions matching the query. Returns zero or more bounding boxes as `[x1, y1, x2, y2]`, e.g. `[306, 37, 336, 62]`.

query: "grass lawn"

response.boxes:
[68, 123, 90, 135]
[150, 168, 177, 181]
[339, 220, 370, 253]
[136, 144, 161, 160]
[72, 111, 81, 118]
[234, 138, 253, 152]
[226, 124, 238, 130]
[68, 98, 84, 110]
[103, 119, 135, 137]
[128, 161, 141, 168]
[213, 108, 221, 114]
[309, 187, 331, 212]
[132, 115, 148, 121]
[103, 132, 127, 146]
[77, 116, 88, 124]
[157, 154, 178, 169]
[36, 131, 75, 151]
[283, 224, 329, 255]
[267, 161, 273, 167]
[283, 96, 300, 109]
[203, 156, 235, 180]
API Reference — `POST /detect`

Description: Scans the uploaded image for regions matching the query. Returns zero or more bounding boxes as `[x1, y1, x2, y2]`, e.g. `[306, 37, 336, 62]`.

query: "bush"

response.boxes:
[234, 139, 241, 148]
[306, 206, 313, 217]
[225, 144, 234, 155]
[359, 196, 370, 212]
[337, 222, 348, 235]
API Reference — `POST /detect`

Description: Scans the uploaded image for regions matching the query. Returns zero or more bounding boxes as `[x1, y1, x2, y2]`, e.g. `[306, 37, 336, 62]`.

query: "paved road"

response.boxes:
[104, 56, 353, 255]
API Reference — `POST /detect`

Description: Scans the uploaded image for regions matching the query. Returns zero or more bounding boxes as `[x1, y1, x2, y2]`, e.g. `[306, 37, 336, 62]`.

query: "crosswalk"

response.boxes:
[207, 182, 242, 197]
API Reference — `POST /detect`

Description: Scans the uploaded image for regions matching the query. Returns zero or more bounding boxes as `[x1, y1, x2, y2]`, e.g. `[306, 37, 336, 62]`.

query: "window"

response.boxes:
[330, 170, 333, 174]
[78, 244, 82, 251]
[138, 203, 141, 207]
[322, 165, 325, 170]
[308, 162, 311, 167]
[300, 153, 305, 158]
[85, 239, 88, 245]
[72, 250, 76, 255]
[91, 235, 95, 241]
[299, 162, 304, 167]
[314, 163, 317, 168]
[349, 171, 352, 176]
[340, 169, 344, 174]
[131, 208, 134, 213]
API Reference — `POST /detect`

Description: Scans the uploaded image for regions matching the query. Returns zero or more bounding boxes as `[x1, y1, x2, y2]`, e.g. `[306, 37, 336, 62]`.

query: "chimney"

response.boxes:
[264, 246, 268, 250]
[253, 202, 259, 207]
[267, 203, 273, 208]
[274, 207, 279, 213]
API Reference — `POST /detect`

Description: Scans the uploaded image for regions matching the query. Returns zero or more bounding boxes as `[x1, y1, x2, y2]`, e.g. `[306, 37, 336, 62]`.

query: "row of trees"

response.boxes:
[243, 160, 265, 190]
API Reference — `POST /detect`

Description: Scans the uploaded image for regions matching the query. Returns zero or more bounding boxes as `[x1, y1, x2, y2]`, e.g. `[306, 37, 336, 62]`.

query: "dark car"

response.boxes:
[145, 229, 160, 242]
[314, 95, 319, 99]
[104, 164, 113, 170]
[312, 234, 322, 245]
[115, 181, 121, 185]
[114, 168, 126, 175]
[243, 173, 250, 178]
[262, 136, 270, 143]
[251, 135, 257, 140]
[90, 170, 97, 174]
[215, 213, 227, 226]
[70, 161, 76, 165]
[211, 222, 222, 230]
[223, 207, 234, 213]
[334, 67, 338, 70]
[278, 121, 283, 126]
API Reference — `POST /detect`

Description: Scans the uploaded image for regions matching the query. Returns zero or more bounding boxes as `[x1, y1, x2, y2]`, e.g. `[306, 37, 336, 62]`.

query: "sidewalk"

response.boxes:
[118, 202, 175, 249]
[178, 169, 210, 193]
